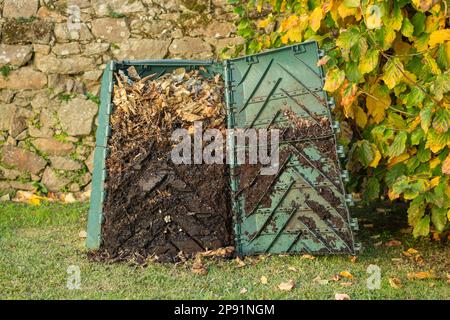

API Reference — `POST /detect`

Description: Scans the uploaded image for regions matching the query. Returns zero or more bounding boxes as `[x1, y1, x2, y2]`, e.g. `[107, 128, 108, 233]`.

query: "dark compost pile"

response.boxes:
[235, 108, 352, 247]
[97, 68, 232, 263]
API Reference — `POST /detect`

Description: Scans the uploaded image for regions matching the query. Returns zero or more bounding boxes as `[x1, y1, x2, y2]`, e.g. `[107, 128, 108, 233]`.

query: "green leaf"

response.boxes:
[408, 196, 426, 226]
[359, 49, 379, 74]
[323, 68, 345, 92]
[388, 3, 403, 31]
[420, 105, 433, 133]
[382, 58, 404, 89]
[431, 206, 448, 232]
[350, 37, 368, 61]
[357, 140, 376, 167]
[417, 142, 431, 162]
[426, 128, 448, 153]
[344, 0, 360, 8]
[406, 157, 420, 174]
[437, 44, 450, 69]
[385, 163, 406, 186]
[336, 26, 360, 50]
[411, 127, 425, 145]
[401, 17, 414, 38]
[392, 176, 428, 200]
[387, 131, 407, 158]
[413, 215, 430, 237]
[432, 108, 450, 133]
[345, 61, 363, 83]
[430, 72, 450, 101]
[374, 25, 396, 50]
[364, 177, 380, 201]
[412, 12, 426, 36]
[405, 86, 425, 107]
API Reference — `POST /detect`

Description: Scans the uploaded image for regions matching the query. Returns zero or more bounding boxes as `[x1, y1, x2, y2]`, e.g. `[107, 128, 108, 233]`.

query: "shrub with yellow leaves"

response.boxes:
[227, 0, 450, 237]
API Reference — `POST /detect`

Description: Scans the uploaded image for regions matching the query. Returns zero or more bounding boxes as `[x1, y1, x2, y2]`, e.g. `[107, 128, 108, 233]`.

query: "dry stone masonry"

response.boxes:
[0, 0, 241, 199]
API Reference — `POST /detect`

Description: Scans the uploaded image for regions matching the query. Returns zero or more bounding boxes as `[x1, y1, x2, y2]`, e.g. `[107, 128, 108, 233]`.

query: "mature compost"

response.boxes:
[96, 68, 232, 263]
[235, 108, 352, 247]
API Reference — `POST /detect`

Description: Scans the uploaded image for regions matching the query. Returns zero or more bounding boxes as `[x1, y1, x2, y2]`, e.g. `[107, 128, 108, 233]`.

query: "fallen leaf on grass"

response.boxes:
[373, 241, 383, 247]
[235, 257, 246, 268]
[78, 230, 87, 238]
[260, 276, 268, 284]
[432, 232, 441, 241]
[385, 240, 402, 247]
[60, 193, 76, 204]
[288, 266, 298, 272]
[240, 288, 248, 294]
[389, 277, 403, 289]
[313, 276, 329, 285]
[407, 271, 433, 280]
[391, 258, 403, 263]
[370, 234, 381, 239]
[200, 246, 234, 258]
[301, 254, 315, 260]
[340, 282, 353, 287]
[350, 256, 357, 263]
[414, 255, 425, 266]
[330, 274, 341, 282]
[339, 271, 354, 279]
[278, 280, 296, 291]
[403, 248, 419, 256]
[446, 274, 450, 284]
[335, 293, 351, 300]
[13, 191, 53, 206]
[191, 256, 207, 275]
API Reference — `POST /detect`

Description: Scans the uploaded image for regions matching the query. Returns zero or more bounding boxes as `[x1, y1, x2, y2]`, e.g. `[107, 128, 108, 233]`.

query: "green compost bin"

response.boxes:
[86, 41, 360, 256]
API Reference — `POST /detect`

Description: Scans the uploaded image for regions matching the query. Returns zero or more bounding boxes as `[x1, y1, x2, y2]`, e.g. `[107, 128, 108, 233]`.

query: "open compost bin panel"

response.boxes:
[226, 42, 359, 256]
[86, 60, 232, 262]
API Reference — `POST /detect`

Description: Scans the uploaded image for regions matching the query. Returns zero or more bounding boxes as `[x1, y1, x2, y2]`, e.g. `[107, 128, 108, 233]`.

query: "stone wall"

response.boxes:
[0, 0, 241, 199]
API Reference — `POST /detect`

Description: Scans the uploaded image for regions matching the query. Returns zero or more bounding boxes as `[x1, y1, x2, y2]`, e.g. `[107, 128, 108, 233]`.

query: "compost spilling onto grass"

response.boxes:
[98, 68, 232, 263]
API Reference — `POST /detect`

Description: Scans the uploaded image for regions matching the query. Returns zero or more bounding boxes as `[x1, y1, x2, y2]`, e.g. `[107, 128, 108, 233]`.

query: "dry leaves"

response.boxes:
[235, 257, 246, 268]
[403, 248, 419, 256]
[191, 256, 207, 276]
[301, 254, 315, 260]
[78, 230, 87, 239]
[402, 248, 426, 266]
[340, 282, 353, 287]
[278, 279, 296, 291]
[335, 293, 351, 300]
[385, 240, 402, 247]
[407, 271, 434, 280]
[240, 288, 248, 294]
[199, 246, 234, 259]
[339, 271, 354, 280]
[260, 276, 268, 284]
[389, 277, 403, 289]
[330, 274, 341, 282]
[12, 191, 54, 205]
[373, 241, 383, 248]
[110, 67, 226, 175]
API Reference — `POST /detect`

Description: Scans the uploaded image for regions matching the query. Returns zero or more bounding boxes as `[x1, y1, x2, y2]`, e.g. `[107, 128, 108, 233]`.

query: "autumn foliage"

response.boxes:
[226, 0, 450, 237]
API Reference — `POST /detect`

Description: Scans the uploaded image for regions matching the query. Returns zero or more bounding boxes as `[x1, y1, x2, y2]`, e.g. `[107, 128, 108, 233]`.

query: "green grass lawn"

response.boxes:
[0, 202, 448, 300]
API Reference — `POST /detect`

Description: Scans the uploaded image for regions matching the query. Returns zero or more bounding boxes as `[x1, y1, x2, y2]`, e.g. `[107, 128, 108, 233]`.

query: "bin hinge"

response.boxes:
[349, 217, 359, 231]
